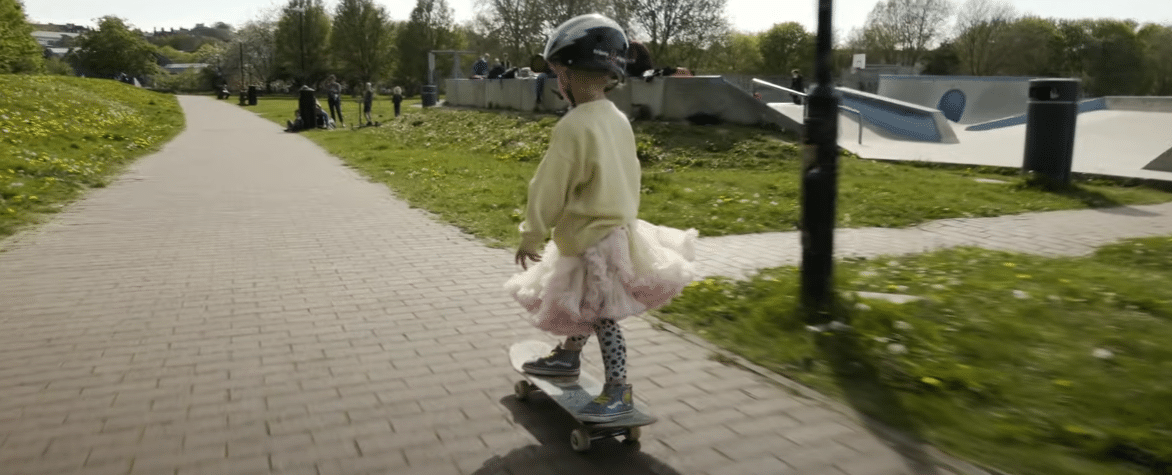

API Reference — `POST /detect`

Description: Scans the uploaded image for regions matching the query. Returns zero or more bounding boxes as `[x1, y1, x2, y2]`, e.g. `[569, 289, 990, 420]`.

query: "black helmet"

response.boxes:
[542, 14, 629, 77]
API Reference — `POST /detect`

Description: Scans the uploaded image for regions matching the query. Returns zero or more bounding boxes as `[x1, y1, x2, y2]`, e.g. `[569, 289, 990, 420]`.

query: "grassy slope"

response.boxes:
[0, 75, 184, 239]
[656, 237, 1172, 475]
[247, 96, 1172, 249]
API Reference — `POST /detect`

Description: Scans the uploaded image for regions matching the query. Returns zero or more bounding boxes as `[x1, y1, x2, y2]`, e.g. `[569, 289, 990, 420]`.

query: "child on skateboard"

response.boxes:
[505, 13, 697, 423]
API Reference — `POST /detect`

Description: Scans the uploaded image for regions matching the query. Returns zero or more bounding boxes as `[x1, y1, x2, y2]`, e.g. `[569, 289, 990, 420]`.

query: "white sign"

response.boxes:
[851, 54, 866, 72]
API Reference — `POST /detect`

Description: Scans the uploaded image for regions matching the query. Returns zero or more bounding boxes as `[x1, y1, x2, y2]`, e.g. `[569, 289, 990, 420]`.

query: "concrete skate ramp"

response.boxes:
[965, 98, 1108, 131]
[442, 77, 803, 132]
[1144, 147, 1172, 172]
[878, 75, 1032, 125]
[837, 87, 959, 143]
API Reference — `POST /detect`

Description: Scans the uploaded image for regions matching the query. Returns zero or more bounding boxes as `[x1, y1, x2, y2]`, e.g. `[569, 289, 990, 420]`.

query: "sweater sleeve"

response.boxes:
[518, 123, 578, 253]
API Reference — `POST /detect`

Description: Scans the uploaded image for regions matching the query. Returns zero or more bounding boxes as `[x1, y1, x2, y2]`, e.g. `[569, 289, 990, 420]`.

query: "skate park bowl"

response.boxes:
[443, 76, 803, 133]
[878, 75, 1033, 125]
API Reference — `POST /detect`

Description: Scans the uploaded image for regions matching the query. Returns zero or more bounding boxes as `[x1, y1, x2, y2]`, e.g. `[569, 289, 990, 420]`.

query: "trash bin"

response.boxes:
[298, 86, 316, 131]
[248, 85, 258, 106]
[421, 85, 438, 107]
[1022, 78, 1081, 185]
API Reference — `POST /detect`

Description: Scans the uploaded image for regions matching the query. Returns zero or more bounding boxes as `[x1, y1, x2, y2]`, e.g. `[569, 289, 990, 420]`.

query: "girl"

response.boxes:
[505, 13, 696, 423]
[391, 86, 403, 117]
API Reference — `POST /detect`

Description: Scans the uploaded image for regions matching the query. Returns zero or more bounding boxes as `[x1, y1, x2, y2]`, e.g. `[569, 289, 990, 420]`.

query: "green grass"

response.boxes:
[0, 75, 183, 239]
[247, 96, 1172, 248]
[655, 236, 1172, 475]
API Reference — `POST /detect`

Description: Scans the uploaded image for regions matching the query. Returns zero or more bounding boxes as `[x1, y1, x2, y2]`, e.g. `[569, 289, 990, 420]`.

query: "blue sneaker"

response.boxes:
[521, 345, 580, 377]
[577, 383, 634, 422]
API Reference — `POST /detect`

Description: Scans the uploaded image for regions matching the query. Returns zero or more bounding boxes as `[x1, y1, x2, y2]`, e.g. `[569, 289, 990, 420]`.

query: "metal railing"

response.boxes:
[752, 78, 865, 145]
[838, 106, 863, 144]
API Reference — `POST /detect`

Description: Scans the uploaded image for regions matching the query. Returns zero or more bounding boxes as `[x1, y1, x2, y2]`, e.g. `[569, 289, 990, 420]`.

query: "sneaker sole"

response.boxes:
[577, 410, 633, 423]
[521, 366, 580, 377]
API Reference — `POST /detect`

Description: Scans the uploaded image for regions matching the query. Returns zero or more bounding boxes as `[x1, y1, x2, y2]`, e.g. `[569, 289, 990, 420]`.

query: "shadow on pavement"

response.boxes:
[815, 330, 942, 474]
[470, 396, 683, 475]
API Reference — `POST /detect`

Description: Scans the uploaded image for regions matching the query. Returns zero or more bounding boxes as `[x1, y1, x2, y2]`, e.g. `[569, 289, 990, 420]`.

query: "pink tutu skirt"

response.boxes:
[505, 219, 698, 336]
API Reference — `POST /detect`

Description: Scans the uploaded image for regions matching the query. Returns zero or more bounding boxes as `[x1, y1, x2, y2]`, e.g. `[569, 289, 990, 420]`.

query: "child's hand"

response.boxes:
[515, 249, 542, 270]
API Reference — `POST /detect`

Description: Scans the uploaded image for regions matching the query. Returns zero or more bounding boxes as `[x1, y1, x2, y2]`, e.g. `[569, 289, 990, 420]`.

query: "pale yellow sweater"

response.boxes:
[519, 99, 640, 256]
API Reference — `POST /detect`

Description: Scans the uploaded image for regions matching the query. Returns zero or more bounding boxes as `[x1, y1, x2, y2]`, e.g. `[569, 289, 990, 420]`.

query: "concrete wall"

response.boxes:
[878, 75, 1032, 125]
[442, 76, 803, 132]
[1106, 96, 1172, 113]
[838, 87, 959, 143]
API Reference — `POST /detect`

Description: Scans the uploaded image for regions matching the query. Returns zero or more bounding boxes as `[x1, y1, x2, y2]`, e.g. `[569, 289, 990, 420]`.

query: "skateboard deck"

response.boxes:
[509, 340, 656, 452]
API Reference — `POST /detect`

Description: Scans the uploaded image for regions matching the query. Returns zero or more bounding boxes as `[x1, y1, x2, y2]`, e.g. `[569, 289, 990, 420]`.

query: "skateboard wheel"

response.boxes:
[514, 381, 531, 401]
[624, 426, 641, 443]
[570, 428, 591, 452]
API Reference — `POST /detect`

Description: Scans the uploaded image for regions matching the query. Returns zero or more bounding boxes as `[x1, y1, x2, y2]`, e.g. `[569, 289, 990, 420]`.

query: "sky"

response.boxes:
[25, 0, 1172, 39]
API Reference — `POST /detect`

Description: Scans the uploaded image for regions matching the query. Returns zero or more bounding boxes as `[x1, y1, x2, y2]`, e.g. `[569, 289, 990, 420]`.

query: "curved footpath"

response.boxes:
[1, 96, 1168, 475]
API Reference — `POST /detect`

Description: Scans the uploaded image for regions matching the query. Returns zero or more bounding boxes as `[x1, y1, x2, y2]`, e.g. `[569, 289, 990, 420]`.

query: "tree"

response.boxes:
[704, 31, 762, 73]
[864, 0, 954, 67]
[1071, 19, 1146, 96]
[395, 0, 462, 91]
[921, 41, 961, 74]
[989, 16, 1062, 77]
[331, 0, 395, 83]
[0, 0, 43, 73]
[951, 0, 1015, 75]
[758, 22, 813, 75]
[471, 0, 543, 62]
[628, 0, 729, 66]
[231, 18, 280, 91]
[71, 16, 159, 78]
[1138, 23, 1172, 95]
[275, 0, 332, 86]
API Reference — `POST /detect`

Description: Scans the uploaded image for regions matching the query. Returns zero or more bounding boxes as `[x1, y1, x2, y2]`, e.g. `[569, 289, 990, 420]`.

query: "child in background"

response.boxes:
[504, 13, 696, 423]
[363, 83, 374, 126]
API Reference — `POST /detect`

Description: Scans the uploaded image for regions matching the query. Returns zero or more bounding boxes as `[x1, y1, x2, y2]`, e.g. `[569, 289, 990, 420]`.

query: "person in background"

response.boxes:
[472, 55, 489, 78]
[325, 74, 344, 126]
[392, 86, 403, 117]
[363, 82, 375, 126]
[790, 69, 805, 105]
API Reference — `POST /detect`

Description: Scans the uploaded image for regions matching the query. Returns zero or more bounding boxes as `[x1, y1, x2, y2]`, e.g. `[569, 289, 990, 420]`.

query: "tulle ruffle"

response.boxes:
[505, 220, 697, 336]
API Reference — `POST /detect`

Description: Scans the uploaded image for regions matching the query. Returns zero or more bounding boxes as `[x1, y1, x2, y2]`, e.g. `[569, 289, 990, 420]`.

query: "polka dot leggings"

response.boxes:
[563, 319, 626, 386]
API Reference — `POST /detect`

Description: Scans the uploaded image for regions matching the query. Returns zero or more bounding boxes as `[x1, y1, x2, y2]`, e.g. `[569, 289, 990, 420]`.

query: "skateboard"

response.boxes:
[509, 340, 657, 452]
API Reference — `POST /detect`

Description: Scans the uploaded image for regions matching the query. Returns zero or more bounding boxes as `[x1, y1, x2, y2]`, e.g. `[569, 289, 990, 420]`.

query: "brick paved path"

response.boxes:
[0, 95, 1167, 475]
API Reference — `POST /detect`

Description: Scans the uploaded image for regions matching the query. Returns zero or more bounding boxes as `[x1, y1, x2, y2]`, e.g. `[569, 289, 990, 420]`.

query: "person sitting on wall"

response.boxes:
[626, 41, 653, 78]
[531, 54, 556, 106]
[471, 54, 489, 79]
[487, 58, 507, 79]
[626, 41, 693, 82]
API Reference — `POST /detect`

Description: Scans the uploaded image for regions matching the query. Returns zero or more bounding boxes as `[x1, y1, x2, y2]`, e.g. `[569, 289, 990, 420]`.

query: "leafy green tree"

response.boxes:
[759, 22, 813, 75]
[921, 41, 961, 75]
[275, 0, 332, 86]
[990, 16, 1062, 77]
[331, 0, 395, 83]
[394, 0, 461, 91]
[0, 0, 43, 73]
[695, 31, 761, 73]
[1138, 23, 1172, 95]
[71, 16, 159, 78]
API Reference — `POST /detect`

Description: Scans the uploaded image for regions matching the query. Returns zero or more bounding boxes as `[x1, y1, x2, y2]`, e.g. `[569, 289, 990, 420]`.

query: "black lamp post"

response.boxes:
[799, 0, 841, 327]
[291, 3, 306, 86]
